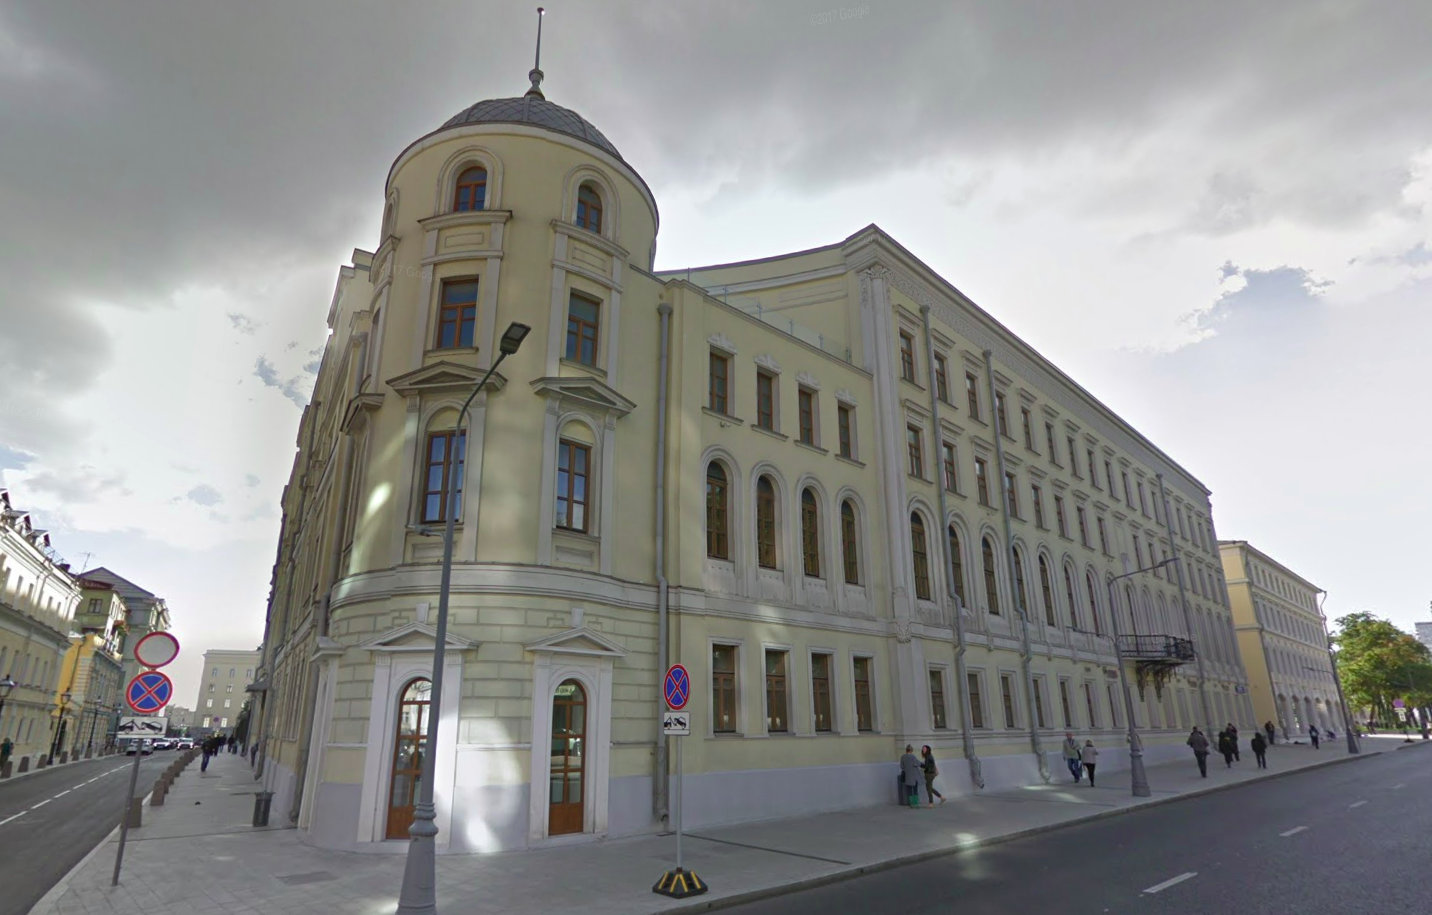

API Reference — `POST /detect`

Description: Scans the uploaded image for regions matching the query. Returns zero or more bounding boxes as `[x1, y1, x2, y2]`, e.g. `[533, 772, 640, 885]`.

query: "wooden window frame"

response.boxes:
[1031, 483, 1045, 528]
[1039, 556, 1056, 625]
[575, 183, 603, 233]
[554, 439, 591, 532]
[764, 649, 789, 734]
[756, 370, 776, 431]
[975, 457, 991, 507]
[564, 292, 601, 367]
[910, 513, 932, 601]
[797, 387, 816, 445]
[837, 404, 854, 459]
[947, 525, 966, 605]
[420, 430, 466, 523]
[1003, 471, 1019, 518]
[995, 391, 1010, 438]
[712, 644, 738, 734]
[934, 353, 949, 402]
[708, 351, 730, 414]
[929, 669, 947, 729]
[800, 489, 821, 578]
[965, 372, 981, 419]
[436, 279, 479, 350]
[452, 166, 487, 212]
[982, 536, 1001, 615]
[1000, 673, 1018, 729]
[853, 656, 875, 732]
[1058, 678, 1074, 728]
[966, 672, 986, 728]
[840, 500, 860, 585]
[705, 462, 730, 559]
[811, 653, 833, 733]
[906, 425, 924, 478]
[756, 476, 778, 570]
[942, 441, 958, 492]
[899, 331, 916, 382]
[1021, 407, 1035, 451]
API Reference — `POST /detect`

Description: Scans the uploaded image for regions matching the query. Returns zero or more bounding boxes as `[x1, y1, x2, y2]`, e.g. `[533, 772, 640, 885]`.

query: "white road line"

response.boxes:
[53, 790, 71, 798]
[30, 799, 51, 810]
[0, 812, 25, 827]
[1349, 800, 1368, 808]
[1143, 872, 1198, 894]
[1280, 826, 1308, 837]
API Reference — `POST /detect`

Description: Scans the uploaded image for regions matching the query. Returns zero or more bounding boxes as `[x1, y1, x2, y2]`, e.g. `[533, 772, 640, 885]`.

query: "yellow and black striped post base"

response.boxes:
[653, 867, 708, 898]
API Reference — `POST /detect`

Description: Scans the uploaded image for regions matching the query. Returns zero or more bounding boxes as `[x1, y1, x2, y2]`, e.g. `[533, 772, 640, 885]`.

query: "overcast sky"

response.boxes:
[3, 1, 1430, 701]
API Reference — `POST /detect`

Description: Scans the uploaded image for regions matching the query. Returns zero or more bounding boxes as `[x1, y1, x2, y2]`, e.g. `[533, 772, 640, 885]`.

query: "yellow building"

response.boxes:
[1219, 540, 1342, 739]
[259, 66, 1252, 854]
[55, 632, 125, 759]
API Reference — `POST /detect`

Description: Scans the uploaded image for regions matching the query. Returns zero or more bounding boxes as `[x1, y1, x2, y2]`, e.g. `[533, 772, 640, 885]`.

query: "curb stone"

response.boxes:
[28, 775, 162, 912]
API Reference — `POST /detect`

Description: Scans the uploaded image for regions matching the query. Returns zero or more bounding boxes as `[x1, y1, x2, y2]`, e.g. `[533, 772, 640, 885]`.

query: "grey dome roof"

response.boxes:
[440, 95, 623, 161]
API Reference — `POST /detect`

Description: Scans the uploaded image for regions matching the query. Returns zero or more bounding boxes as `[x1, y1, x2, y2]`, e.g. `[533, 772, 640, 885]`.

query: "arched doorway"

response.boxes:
[549, 679, 587, 835]
[385, 678, 431, 839]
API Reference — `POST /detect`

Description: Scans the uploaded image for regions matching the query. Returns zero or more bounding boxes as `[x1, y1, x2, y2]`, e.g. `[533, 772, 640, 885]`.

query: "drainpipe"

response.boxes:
[984, 351, 1049, 783]
[920, 307, 982, 789]
[653, 303, 673, 826]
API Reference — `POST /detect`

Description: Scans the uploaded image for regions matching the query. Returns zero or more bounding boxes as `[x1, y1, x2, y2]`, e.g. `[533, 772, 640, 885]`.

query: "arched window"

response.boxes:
[910, 514, 931, 600]
[421, 425, 466, 523]
[1064, 566, 1079, 628]
[982, 537, 1001, 615]
[705, 462, 729, 559]
[1085, 571, 1102, 635]
[1012, 548, 1028, 616]
[453, 165, 487, 211]
[385, 678, 432, 839]
[576, 183, 603, 232]
[1038, 556, 1056, 625]
[947, 526, 966, 605]
[840, 500, 860, 584]
[756, 476, 778, 569]
[800, 489, 821, 578]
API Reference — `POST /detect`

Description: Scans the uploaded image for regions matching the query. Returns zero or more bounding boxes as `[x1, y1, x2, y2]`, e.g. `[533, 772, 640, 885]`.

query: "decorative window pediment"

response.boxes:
[530, 376, 636, 418]
[387, 361, 508, 398]
[755, 353, 782, 373]
[360, 622, 477, 654]
[524, 626, 628, 659]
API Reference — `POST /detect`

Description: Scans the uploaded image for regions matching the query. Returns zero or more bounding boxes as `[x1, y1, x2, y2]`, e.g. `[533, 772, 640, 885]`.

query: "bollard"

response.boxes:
[18, 756, 30, 773]
[126, 797, 143, 828]
[37, 755, 48, 769]
[60, 751, 69, 764]
[151, 781, 167, 807]
[85, 748, 93, 759]
[1, 761, 10, 778]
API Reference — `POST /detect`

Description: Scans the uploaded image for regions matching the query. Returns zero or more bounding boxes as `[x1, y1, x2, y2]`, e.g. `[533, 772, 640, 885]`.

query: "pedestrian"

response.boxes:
[201, 736, 213, 772]
[1061, 731, 1083, 783]
[1226, 723, 1240, 761]
[1187, 726, 1210, 777]
[921, 745, 946, 805]
[1309, 725, 1320, 749]
[0, 737, 11, 769]
[1250, 731, 1268, 769]
[1264, 720, 1276, 746]
[1217, 729, 1235, 768]
[1080, 740, 1099, 787]
[899, 745, 923, 808]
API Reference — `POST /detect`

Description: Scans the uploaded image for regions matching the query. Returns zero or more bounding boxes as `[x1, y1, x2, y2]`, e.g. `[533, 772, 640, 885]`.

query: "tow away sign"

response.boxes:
[117, 716, 166, 738]
[662, 711, 690, 736]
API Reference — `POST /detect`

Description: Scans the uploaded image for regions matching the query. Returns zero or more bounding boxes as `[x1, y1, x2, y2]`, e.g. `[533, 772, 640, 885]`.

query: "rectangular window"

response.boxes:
[712, 645, 737, 734]
[906, 426, 924, 478]
[756, 370, 776, 430]
[1055, 495, 1068, 537]
[995, 391, 1010, 438]
[1084, 682, 1100, 728]
[929, 669, 947, 729]
[934, 353, 949, 402]
[1003, 471, 1019, 517]
[765, 650, 789, 733]
[899, 331, 916, 382]
[1107, 684, 1122, 728]
[1137, 481, 1148, 516]
[1067, 437, 1080, 477]
[797, 387, 816, 445]
[1096, 516, 1108, 554]
[975, 457, 991, 506]
[965, 372, 980, 419]
[1076, 506, 1090, 547]
[1087, 449, 1098, 488]
[1059, 679, 1073, 728]
[555, 440, 590, 532]
[1122, 471, 1132, 505]
[224, 698, 231, 709]
[1105, 460, 1116, 500]
[1031, 484, 1045, 528]
[421, 430, 466, 523]
[1000, 674, 1018, 729]
[837, 404, 854, 459]
[206, 699, 212, 709]
[853, 657, 874, 732]
[708, 351, 730, 414]
[564, 292, 600, 366]
[812, 654, 833, 733]
[436, 279, 479, 349]
[942, 442, 959, 492]
[1021, 407, 1035, 451]
[967, 673, 986, 728]
[1033, 679, 1047, 728]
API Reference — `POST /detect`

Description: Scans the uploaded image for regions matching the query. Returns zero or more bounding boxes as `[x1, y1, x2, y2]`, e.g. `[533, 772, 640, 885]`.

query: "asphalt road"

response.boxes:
[725, 745, 1432, 915]
[0, 751, 172, 915]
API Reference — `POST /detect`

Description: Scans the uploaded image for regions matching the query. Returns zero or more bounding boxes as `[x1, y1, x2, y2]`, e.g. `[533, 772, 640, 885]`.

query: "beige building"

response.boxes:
[0, 487, 79, 764]
[258, 68, 1251, 854]
[81, 567, 172, 688]
[166, 704, 193, 735]
[1220, 540, 1341, 738]
[195, 649, 260, 736]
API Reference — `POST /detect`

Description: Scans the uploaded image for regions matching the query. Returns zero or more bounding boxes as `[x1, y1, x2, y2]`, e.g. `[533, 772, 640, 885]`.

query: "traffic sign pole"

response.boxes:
[653, 664, 705, 899]
[112, 732, 144, 886]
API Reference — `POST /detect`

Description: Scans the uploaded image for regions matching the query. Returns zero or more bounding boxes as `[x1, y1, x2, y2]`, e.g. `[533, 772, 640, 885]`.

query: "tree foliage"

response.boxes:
[1332, 612, 1432, 722]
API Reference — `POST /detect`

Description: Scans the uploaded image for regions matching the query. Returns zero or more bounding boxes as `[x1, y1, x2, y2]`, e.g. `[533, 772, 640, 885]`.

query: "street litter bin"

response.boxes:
[253, 790, 274, 827]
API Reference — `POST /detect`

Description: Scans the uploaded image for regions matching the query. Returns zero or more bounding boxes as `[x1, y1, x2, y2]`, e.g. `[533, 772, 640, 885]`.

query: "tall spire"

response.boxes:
[526, 7, 546, 99]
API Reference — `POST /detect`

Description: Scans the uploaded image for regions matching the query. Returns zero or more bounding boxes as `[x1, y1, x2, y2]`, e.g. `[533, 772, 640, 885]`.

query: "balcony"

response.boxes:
[1117, 634, 1195, 700]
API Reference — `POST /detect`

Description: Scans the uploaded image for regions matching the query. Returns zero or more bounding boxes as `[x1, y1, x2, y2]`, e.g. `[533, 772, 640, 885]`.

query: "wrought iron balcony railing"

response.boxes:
[1117, 634, 1195, 663]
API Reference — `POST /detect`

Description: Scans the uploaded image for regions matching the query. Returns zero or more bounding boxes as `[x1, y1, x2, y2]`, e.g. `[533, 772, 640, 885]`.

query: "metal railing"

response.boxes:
[1117, 634, 1195, 662]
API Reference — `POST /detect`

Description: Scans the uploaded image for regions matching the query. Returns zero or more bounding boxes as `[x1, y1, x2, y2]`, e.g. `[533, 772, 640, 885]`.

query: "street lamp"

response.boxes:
[1316, 593, 1360, 755]
[397, 321, 529, 915]
[1104, 556, 1178, 798]
[0, 675, 15, 745]
[49, 691, 72, 762]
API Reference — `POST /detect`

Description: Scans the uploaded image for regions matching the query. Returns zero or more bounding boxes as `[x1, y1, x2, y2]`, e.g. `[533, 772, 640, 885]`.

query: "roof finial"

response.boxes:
[526, 7, 546, 99]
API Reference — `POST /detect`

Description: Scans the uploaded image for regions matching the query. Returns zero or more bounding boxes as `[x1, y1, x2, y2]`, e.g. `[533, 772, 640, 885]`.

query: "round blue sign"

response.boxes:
[126, 670, 174, 714]
[664, 664, 690, 711]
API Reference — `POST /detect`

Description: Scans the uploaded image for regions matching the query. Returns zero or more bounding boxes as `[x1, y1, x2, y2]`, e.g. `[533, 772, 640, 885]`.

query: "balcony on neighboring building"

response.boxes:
[1117, 634, 1195, 700]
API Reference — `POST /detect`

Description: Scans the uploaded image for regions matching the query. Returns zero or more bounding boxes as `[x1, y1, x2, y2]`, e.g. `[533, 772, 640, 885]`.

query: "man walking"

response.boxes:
[1309, 724, 1320, 748]
[1250, 730, 1268, 769]
[1226, 723, 1240, 762]
[1264, 720, 1276, 746]
[1187, 726, 1210, 777]
[1061, 732, 1083, 783]
[0, 737, 12, 770]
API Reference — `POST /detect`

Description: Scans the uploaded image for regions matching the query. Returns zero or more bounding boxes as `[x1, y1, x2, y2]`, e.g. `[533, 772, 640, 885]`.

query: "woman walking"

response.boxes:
[899, 745, 923, 807]
[1080, 740, 1099, 787]
[921, 745, 946, 805]
[1217, 729, 1236, 768]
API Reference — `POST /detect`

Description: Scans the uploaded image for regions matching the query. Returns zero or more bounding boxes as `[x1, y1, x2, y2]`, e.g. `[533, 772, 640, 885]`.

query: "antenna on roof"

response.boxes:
[526, 7, 546, 99]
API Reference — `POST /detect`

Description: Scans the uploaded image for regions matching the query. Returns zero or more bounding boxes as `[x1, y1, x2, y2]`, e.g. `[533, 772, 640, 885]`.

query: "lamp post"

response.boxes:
[0, 675, 15, 745]
[1104, 557, 1178, 798]
[396, 321, 529, 915]
[49, 691, 72, 762]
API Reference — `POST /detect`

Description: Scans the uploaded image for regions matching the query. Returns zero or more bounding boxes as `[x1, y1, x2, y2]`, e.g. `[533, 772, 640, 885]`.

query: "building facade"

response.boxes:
[0, 487, 80, 764]
[55, 632, 124, 758]
[1416, 622, 1432, 653]
[80, 567, 172, 688]
[195, 649, 260, 737]
[1219, 540, 1342, 739]
[259, 72, 1252, 855]
[166, 704, 194, 735]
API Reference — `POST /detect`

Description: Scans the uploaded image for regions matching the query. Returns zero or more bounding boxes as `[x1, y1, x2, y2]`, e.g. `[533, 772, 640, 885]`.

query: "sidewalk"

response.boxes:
[34, 741, 1397, 915]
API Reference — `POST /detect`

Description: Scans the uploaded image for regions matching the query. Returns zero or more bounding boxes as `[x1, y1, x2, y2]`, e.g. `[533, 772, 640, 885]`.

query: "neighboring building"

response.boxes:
[1416, 621, 1432, 653]
[1219, 540, 1342, 738]
[80, 567, 171, 687]
[166, 704, 193, 735]
[55, 632, 124, 757]
[194, 649, 260, 737]
[0, 487, 80, 763]
[259, 67, 1250, 854]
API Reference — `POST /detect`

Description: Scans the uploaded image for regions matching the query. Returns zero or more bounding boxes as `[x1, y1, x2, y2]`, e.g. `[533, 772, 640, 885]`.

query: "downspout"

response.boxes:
[920, 306, 982, 789]
[653, 302, 673, 826]
[983, 351, 1049, 783]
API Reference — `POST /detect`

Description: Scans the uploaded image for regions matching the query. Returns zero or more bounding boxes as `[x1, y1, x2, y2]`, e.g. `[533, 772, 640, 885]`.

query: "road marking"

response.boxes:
[30, 799, 51, 810]
[54, 790, 71, 798]
[0, 812, 25, 826]
[1280, 826, 1308, 837]
[1349, 800, 1368, 808]
[1143, 872, 1197, 894]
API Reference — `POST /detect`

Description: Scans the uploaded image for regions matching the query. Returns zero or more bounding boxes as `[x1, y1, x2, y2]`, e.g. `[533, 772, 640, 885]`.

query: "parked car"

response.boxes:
[152, 738, 173, 750]
[125, 740, 153, 755]
[176, 738, 194, 750]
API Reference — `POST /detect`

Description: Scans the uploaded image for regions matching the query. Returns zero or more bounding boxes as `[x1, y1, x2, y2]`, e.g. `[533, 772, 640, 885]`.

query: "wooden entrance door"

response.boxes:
[548, 679, 587, 836]
[386, 678, 431, 839]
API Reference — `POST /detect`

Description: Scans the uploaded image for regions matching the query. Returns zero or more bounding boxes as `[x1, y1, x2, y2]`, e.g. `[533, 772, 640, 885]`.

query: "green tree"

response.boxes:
[1333, 612, 1432, 724]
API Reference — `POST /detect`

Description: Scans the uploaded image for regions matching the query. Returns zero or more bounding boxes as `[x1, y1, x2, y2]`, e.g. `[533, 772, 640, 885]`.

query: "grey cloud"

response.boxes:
[21, 468, 129, 503]
[253, 356, 314, 408]
[1395, 242, 1432, 267]
[228, 313, 259, 334]
[244, 473, 260, 487]
[185, 484, 223, 506]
